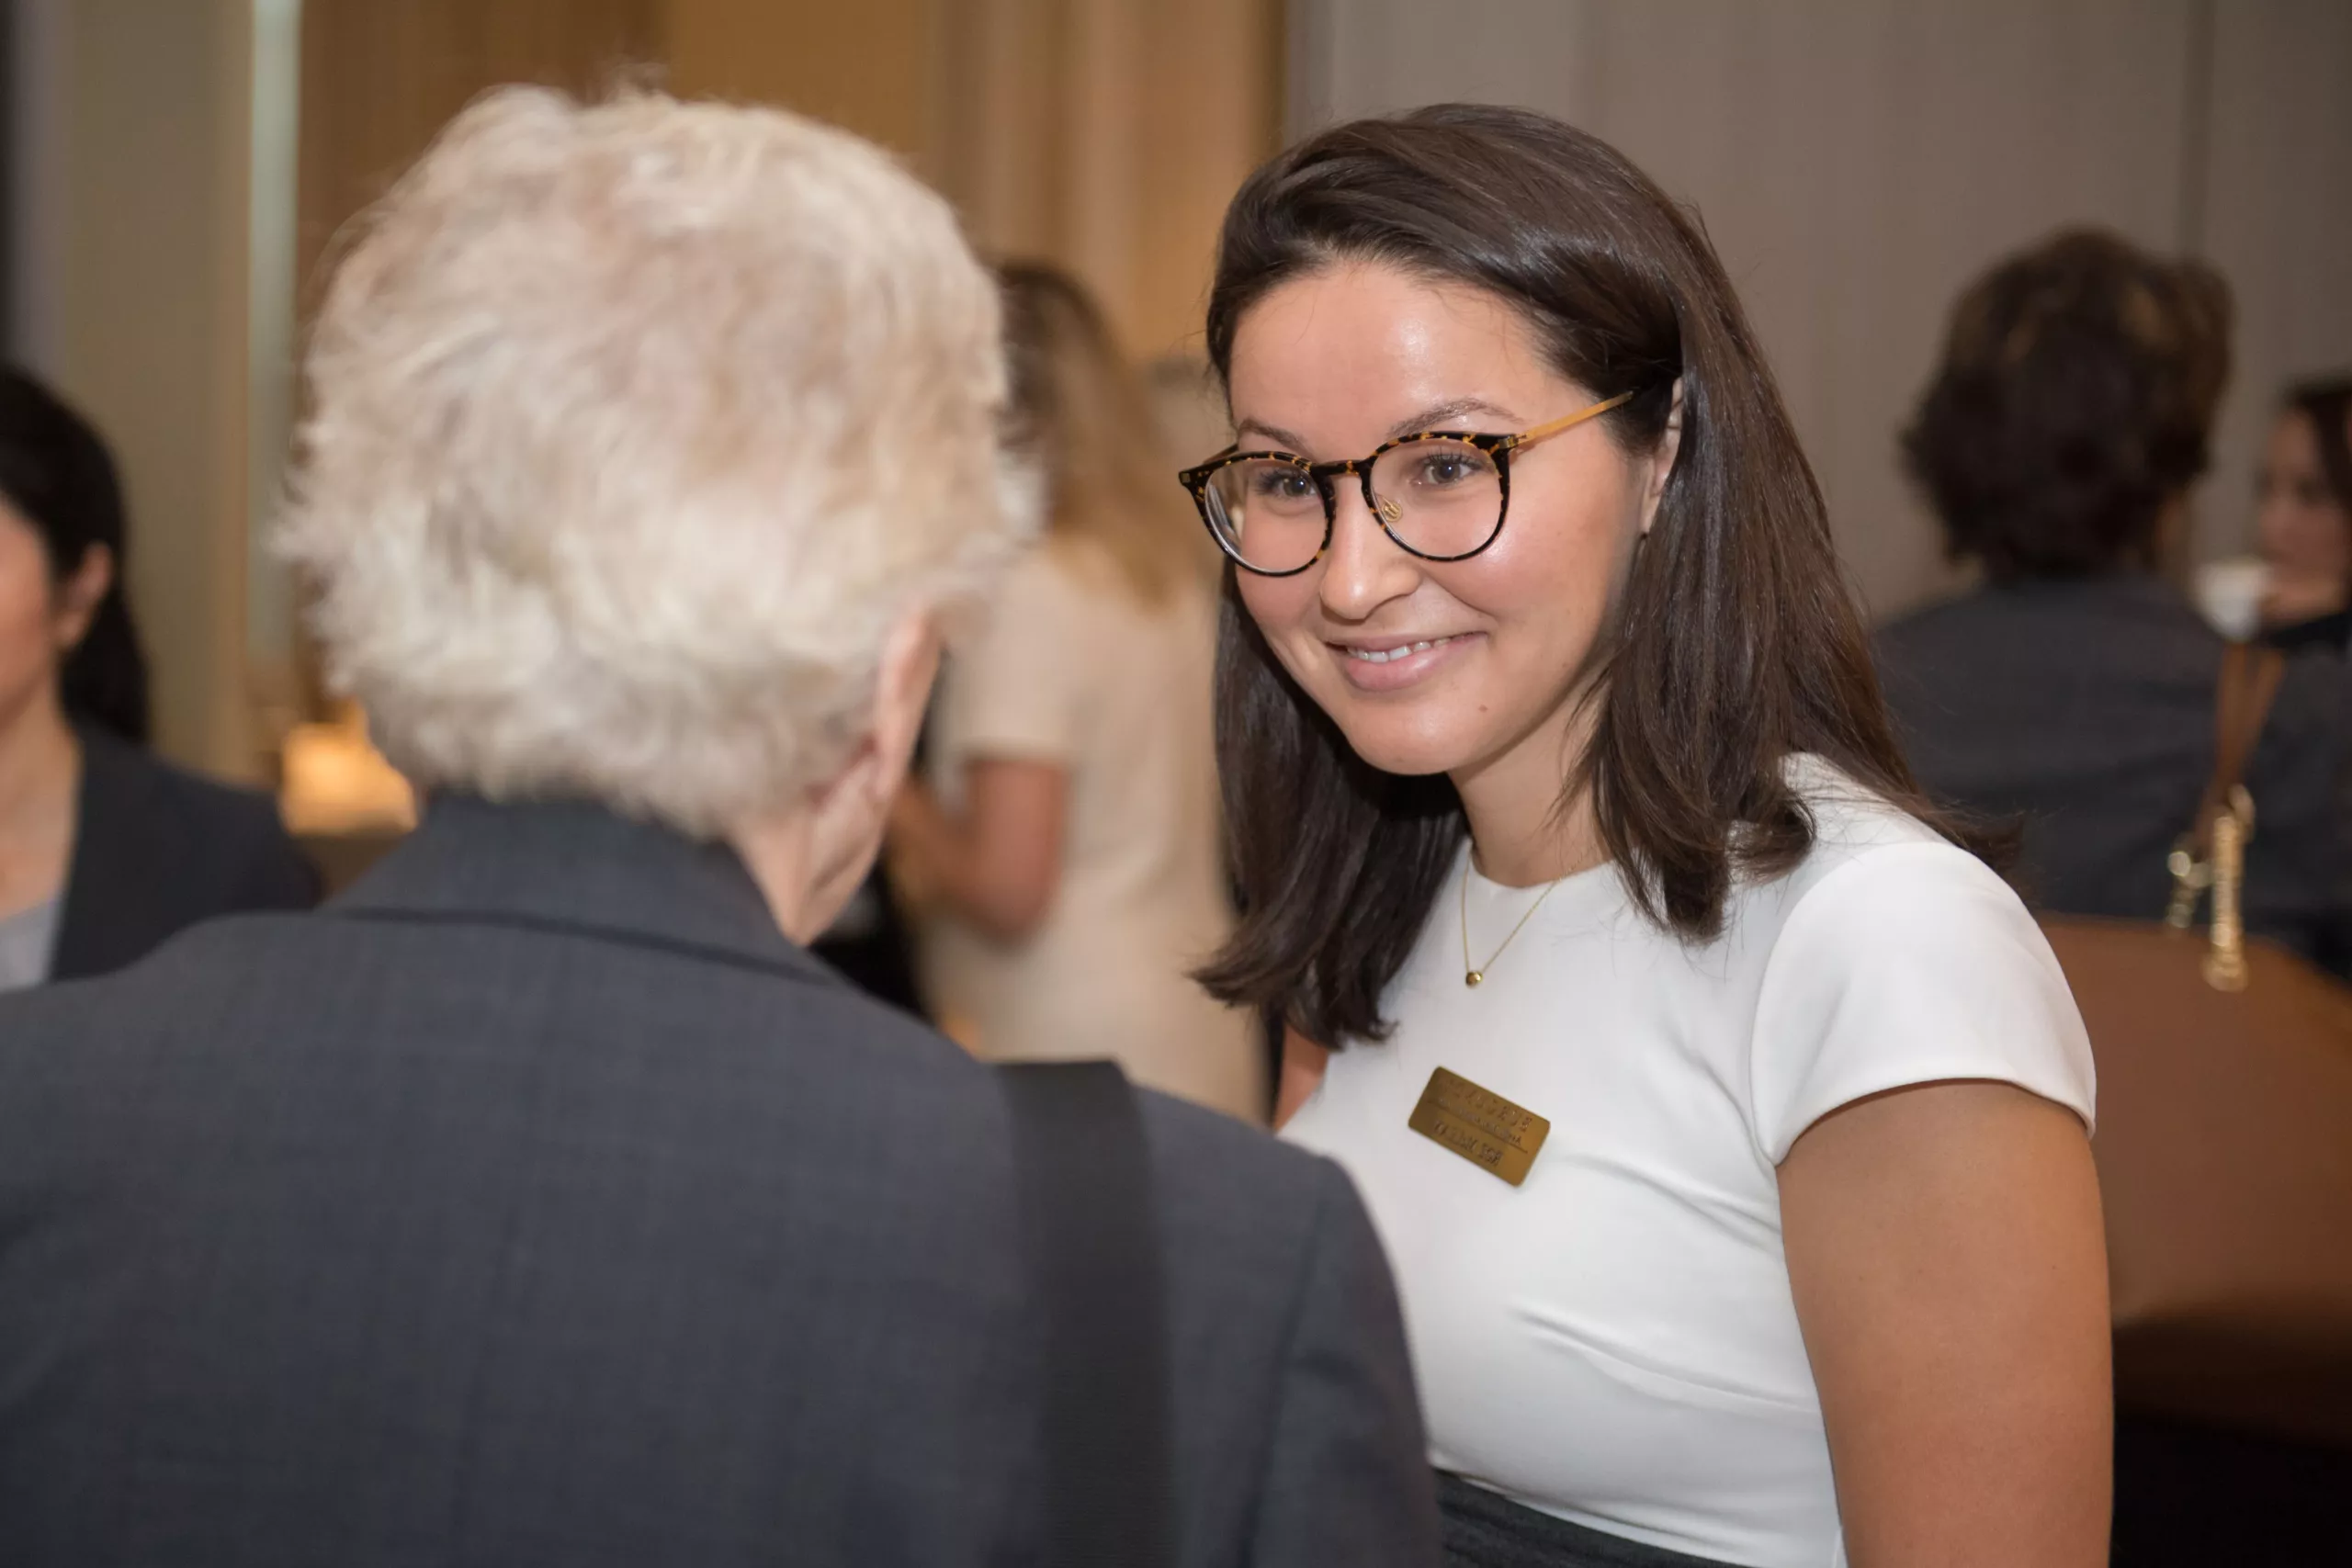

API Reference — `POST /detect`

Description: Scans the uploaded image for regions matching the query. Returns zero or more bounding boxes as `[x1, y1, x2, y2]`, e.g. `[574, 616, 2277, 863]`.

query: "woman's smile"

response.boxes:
[1328, 629, 1482, 691]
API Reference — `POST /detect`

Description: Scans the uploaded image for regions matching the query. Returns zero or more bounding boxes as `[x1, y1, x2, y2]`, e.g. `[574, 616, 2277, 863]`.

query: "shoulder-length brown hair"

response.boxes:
[997, 261, 1202, 606]
[1196, 104, 1958, 1047]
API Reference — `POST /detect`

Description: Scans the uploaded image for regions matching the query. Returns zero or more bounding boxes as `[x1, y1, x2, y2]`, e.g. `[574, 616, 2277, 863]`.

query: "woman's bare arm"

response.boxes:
[889, 759, 1069, 943]
[1780, 1079, 2110, 1568]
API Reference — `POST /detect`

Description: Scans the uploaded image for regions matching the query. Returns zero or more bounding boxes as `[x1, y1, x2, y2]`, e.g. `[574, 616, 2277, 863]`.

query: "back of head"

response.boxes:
[280, 88, 1017, 835]
[1905, 229, 2232, 583]
[0, 368, 151, 743]
[995, 262, 1198, 605]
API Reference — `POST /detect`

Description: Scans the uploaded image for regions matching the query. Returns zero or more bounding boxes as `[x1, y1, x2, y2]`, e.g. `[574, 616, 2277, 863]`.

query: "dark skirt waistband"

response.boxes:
[1437, 1473, 1747, 1568]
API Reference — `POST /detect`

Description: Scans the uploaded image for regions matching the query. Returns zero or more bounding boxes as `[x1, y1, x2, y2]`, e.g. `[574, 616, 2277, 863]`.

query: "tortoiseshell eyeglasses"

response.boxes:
[1176, 390, 1634, 577]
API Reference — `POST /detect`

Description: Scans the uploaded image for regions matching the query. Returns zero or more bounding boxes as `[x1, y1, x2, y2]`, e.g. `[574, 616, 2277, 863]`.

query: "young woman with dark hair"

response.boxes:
[0, 367, 314, 991]
[2256, 374, 2352, 651]
[1183, 108, 2109, 1566]
[0, 367, 151, 745]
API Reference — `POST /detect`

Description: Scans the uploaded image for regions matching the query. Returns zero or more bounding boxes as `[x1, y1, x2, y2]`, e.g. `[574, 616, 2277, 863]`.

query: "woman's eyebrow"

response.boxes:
[1233, 416, 1307, 451]
[1233, 398, 1520, 456]
[1387, 398, 1515, 438]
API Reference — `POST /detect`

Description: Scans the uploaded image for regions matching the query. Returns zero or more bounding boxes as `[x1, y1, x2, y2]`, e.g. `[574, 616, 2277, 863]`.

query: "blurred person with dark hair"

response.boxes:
[1878, 231, 2352, 976]
[0, 367, 313, 992]
[892, 264, 1262, 1120]
[0, 90, 1436, 1568]
[2256, 374, 2352, 651]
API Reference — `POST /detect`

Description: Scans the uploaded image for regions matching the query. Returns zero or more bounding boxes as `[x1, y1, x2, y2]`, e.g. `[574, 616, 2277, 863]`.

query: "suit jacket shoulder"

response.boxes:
[51, 728, 319, 981]
[0, 818, 1437, 1568]
[1874, 578, 2352, 972]
[1132, 1093, 1435, 1565]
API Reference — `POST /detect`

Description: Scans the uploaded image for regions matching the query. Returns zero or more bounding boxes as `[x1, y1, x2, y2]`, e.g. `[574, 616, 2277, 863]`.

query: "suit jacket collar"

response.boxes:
[1991, 570, 2194, 618]
[54, 726, 151, 978]
[334, 795, 837, 987]
[54, 725, 236, 981]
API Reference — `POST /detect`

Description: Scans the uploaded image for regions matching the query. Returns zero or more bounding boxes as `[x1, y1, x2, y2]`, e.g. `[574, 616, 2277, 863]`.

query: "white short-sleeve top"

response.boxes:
[1280, 757, 2094, 1568]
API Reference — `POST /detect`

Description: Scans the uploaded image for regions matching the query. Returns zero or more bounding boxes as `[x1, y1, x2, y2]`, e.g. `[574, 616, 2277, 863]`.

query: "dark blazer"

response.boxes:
[2266, 606, 2352, 656]
[51, 725, 318, 980]
[0, 796, 1437, 1568]
[1876, 575, 2352, 974]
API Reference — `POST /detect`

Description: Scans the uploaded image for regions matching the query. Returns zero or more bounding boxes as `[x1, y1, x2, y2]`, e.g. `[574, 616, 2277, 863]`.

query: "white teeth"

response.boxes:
[1347, 636, 1455, 664]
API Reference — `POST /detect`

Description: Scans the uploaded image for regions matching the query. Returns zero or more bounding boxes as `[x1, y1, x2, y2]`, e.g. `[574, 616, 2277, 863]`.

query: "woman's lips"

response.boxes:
[1329, 631, 1481, 692]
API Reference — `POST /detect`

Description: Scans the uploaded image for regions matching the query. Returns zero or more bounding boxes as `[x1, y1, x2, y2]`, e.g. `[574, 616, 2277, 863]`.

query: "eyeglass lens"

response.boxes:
[1202, 437, 1504, 573]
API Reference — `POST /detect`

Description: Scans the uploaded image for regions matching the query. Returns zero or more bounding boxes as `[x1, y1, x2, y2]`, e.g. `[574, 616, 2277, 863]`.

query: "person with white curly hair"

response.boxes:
[0, 88, 1437, 1568]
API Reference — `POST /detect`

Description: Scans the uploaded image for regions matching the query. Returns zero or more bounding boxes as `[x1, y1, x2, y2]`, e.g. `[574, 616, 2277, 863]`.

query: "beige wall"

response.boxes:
[932, 0, 1282, 358]
[666, 0, 1281, 361]
[1292, 0, 2352, 617]
[2201, 0, 2352, 548]
[294, 0, 660, 319]
[19, 0, 258, 774]
[664, 0, 940, 170]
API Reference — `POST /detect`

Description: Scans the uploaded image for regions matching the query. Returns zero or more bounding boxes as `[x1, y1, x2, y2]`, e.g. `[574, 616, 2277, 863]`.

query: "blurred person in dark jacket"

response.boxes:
[2255, 374, 2352, 653]
[1876, 231, 2352, 976]
[0, 367, 312, 993]
[0, 87, 1437, 1568]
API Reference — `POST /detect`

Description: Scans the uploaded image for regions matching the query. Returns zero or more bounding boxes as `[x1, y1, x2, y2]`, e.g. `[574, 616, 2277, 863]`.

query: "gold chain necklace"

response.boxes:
[1459, 855, 1567, 987]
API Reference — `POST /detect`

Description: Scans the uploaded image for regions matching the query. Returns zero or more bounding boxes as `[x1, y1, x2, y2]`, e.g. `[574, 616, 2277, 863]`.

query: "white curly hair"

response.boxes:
[279, 86, 1023, 835]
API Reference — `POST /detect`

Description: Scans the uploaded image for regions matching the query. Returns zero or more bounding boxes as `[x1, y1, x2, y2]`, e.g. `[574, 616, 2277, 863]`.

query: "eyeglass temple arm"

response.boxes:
[1507, 389, 1637, 450]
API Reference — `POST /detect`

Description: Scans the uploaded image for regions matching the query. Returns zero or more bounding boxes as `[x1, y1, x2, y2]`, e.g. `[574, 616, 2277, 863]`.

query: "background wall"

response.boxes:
[8, 0, 260, 774]
[1291, 0, 2352, 617]
[921, 0, 1283, 360]
[2201, 2, 2352, 582]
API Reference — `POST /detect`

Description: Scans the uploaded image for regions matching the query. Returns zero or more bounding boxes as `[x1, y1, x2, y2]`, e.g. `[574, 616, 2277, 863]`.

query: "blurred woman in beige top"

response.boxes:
[890, 264, 1263, 1121]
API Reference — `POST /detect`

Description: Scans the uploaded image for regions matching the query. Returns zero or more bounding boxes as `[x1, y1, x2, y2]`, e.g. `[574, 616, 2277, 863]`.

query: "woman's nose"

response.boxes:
[1317, 477, 1422, 621]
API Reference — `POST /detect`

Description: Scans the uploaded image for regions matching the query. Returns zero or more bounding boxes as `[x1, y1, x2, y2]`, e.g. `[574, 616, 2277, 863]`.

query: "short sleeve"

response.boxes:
[1749, 842, 2096, 1164]
[935, 550, 1090, 766]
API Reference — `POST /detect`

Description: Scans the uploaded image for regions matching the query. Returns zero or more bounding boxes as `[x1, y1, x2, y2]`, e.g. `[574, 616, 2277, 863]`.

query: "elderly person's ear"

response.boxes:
[856, 611, 945, 818]
[741, 611, 943, 944]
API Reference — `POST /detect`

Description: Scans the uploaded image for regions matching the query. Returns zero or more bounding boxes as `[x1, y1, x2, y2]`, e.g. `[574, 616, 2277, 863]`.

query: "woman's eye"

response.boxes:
[1249, 468, 1313, 501]
[1411, 450, 1487, 487]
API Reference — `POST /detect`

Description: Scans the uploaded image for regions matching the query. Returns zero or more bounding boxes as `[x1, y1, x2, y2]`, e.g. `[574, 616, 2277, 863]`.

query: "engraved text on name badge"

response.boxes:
[1407, 1066, 1551, 1186]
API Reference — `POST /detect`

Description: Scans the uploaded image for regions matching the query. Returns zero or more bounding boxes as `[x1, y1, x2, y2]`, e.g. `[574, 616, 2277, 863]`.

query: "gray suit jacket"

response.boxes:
[0, 797, 1437, 1568]
[1876, 575, 2352, 975]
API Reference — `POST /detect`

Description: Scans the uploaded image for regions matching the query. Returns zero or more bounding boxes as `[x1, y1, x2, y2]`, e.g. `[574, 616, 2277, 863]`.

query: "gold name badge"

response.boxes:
[1408, 1066, 1551, 1186]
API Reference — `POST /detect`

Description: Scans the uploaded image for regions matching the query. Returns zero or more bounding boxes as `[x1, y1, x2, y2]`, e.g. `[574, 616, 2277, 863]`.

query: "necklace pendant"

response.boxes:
[1464, 970, 1484, 987]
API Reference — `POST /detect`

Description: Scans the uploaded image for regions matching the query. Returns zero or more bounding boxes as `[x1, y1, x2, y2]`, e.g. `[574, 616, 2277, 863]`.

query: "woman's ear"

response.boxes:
[1640, 379, 1685, 536]
[51, 543, 114, 652]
